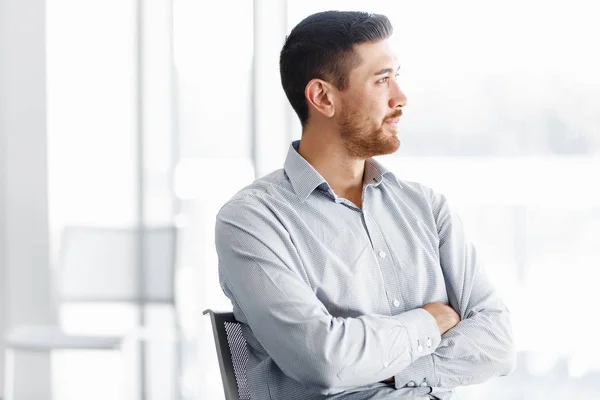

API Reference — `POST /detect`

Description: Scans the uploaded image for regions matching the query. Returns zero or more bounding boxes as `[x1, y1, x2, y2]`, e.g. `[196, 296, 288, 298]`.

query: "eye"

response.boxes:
[377, 76, 389, 84]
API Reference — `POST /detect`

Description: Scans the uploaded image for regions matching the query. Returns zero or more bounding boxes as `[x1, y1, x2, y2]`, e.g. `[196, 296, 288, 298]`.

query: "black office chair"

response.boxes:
[203, 310, 251, 400]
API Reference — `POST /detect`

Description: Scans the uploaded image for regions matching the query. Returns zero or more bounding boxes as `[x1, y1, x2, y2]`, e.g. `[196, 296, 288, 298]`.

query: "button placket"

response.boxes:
[363, 212, 401, 316]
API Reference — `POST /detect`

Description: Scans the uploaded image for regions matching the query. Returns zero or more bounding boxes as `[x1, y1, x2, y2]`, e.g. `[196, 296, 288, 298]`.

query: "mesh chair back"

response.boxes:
[59, 226, 176, 303]
[203, 310, 250, 400]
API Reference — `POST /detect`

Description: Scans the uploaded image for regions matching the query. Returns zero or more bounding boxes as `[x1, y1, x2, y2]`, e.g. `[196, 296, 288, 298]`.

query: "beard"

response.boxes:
[338, 100, 402, 159]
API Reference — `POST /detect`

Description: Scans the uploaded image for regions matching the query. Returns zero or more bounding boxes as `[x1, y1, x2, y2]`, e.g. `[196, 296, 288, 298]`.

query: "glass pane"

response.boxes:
[173, 1, 254, 398]
[47, 0, 138, 234]
[46, 1, 141, 399]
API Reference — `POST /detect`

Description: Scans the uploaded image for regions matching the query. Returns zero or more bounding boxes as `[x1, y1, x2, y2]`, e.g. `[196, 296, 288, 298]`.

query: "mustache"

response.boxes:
[385, 109, 403, 121]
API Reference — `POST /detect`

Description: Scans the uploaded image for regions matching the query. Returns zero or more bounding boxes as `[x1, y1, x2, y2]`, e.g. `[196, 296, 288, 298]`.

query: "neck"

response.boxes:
[297, 126, 365, 203]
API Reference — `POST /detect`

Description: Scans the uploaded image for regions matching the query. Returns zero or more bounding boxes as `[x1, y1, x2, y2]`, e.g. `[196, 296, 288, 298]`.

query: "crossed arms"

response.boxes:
[390, 191, 516, 396]
[215, 191, 516, 396]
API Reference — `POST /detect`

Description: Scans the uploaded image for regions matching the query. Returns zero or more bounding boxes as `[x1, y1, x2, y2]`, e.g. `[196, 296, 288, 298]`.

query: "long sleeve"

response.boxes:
[215, 195, 442, 395]
[394, 189, 516, 392]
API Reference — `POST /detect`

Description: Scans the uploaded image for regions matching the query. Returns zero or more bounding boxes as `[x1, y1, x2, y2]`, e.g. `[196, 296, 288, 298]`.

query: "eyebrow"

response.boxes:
[373, 66, 401, 76]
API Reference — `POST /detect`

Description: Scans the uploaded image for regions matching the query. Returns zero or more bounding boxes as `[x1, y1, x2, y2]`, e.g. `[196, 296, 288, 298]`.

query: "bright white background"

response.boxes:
[39, 0, 600, 399]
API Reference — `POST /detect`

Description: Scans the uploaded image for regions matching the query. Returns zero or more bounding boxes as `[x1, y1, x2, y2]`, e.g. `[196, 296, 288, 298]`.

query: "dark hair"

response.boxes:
[279, 11, 393, 126]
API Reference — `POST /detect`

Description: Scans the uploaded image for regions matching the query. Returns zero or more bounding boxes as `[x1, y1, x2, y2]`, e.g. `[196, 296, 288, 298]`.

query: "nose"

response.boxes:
[389, 79, 407, 109]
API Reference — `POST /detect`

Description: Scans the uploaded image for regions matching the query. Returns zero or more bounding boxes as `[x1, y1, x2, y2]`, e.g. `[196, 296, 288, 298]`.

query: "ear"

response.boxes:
[305, 79, 336, 119]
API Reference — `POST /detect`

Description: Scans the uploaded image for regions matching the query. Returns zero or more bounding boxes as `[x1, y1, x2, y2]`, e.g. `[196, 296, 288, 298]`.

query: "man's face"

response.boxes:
[335, 39, 407, 159]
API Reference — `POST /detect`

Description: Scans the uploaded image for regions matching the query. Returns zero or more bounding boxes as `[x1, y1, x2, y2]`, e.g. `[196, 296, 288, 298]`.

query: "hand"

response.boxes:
[422, 302, 460, 335]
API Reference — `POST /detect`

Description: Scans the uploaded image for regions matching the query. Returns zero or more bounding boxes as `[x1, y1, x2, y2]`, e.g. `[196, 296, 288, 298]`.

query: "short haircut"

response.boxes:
[279, 11, 393, 126]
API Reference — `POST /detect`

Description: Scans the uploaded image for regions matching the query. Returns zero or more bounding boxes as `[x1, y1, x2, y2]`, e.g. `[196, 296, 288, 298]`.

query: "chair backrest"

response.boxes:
[58, 225, 176, 304]
[203, 309, 250, 400]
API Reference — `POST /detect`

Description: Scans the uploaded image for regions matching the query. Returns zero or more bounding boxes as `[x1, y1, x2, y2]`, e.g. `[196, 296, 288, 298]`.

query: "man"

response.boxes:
[215, 10, 515, 400]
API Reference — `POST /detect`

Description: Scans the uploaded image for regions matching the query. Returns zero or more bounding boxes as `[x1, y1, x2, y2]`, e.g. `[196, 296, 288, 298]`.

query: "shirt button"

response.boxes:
[383, 361, 390, 368]
[407, 381, 416, 387]
[426, 338, 433, 348]
[392, 299, 400, 307]
[420, 381, 428, 387]
[378, 250, 386, 259]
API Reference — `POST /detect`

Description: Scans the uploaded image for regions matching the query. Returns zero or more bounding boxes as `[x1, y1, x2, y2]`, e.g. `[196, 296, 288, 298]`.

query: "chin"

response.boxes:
[380, 144, 400, 156]
[371, 138, 400, 157]
[385, 136, 401, 151]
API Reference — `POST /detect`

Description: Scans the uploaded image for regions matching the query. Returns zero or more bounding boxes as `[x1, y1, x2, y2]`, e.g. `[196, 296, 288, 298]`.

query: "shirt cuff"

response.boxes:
[393, 354, 437, 390]
[396, 308, 441, 362]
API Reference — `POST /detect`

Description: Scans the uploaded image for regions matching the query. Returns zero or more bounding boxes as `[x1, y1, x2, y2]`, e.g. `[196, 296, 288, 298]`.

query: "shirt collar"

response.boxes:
[284, 141, 328, 202]
[284, 140, 398, 202]
[363, 157, 395, 187]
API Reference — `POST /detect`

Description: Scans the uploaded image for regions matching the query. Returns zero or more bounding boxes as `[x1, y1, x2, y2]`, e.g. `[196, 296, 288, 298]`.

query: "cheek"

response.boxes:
[362, 93, 387, 119]
[343, 91, 385, 123]
[365, 103, 386, 125]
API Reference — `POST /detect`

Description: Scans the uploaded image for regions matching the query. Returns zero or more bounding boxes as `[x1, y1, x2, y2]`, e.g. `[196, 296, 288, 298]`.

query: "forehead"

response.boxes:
[351, 39, 399, 76]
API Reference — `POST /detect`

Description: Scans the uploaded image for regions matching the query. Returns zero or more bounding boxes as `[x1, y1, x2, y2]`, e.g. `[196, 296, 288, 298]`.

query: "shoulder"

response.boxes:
[384, 175, 454, 231]
[385, 175, 448, 209]
[216, 168, 292, 227]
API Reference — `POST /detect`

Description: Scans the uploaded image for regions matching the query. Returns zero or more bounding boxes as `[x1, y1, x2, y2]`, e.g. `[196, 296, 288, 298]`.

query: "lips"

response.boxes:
[384, 110, 403, 124]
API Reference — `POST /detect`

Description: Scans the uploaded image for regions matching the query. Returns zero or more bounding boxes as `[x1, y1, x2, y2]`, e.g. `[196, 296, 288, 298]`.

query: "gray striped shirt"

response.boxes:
[215, 141, 515, 400]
